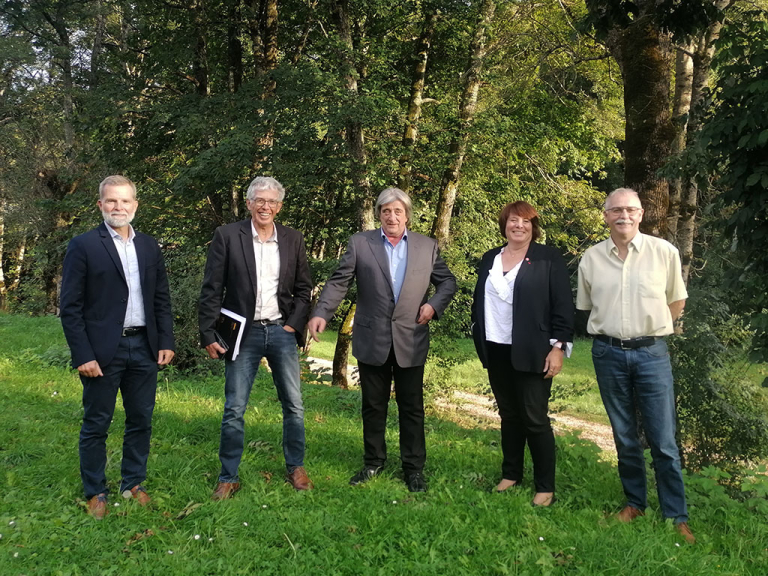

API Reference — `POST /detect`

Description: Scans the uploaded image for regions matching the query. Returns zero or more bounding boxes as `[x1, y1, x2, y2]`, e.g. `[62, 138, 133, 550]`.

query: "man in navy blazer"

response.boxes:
[60, 175, 175, 519]
[199, 176, 313, 499]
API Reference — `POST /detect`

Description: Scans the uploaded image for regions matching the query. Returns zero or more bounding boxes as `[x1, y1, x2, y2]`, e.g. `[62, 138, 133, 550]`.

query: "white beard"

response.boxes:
[103, 211, 135, 228]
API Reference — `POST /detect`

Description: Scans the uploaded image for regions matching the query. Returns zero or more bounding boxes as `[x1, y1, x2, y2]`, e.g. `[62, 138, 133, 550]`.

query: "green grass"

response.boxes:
[1, 313, 767, 575]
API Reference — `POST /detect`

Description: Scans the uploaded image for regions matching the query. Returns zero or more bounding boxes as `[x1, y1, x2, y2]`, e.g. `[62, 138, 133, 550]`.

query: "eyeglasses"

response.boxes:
[251, 198, 281, 208]
[605, 206, 642, 215]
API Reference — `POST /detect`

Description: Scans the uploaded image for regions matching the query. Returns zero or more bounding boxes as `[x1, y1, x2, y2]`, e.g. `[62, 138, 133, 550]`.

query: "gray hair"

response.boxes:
[99, 175, 136, 200]
[374, 187, 412, 222]
[246, 176, 285, 202]
[604, 187, 641, 210]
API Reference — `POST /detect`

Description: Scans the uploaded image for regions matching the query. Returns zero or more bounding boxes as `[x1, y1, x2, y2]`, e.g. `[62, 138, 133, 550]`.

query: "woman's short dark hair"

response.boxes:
[498, 201, 542, 241]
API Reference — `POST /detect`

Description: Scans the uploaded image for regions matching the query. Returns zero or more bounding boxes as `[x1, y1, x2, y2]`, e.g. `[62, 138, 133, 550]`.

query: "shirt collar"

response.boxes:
[106, 222, 135, 242]
[607, 232, 643, 255]
[381, 227, 408, 245]
[251, 221, 278, 242]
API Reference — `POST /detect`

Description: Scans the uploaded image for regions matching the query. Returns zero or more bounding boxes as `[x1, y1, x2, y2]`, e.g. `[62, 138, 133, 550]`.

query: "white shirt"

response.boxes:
[251, 222, 282, 321]
[577, 232, 688, 339]
[106, 224, 146, 328]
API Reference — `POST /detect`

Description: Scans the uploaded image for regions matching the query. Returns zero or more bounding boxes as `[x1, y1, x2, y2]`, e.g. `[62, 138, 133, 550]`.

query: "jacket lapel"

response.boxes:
[367, 230, 394, 296]
[98, 222, 127, 284]
[513, 242, 538, 295]
[275, 223, 289, 294]
[240, 219, 258, 298]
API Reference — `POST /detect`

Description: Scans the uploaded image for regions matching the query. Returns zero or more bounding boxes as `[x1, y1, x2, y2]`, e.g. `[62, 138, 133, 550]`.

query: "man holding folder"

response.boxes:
[199, 176, 313, 497]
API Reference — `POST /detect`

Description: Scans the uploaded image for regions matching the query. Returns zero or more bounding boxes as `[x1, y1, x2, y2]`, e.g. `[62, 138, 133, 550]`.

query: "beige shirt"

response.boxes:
[576, 233, 687, 339]
[251, 222, 282, 322]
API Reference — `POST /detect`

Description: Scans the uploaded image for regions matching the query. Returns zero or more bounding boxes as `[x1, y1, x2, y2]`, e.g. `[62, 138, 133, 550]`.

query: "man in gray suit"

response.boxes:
[307, 188, 456, 492]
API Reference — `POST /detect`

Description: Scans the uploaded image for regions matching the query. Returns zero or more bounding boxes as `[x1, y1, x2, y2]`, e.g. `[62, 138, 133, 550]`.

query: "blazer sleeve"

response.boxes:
[198, 227, 228, 347]
[285, 233, 313, 332]
[152, 240, 175, 351]
[426, 245, 457, 319]
[311, 236, 358, 322]
[548, 249, 575, 343]
[60, 236, 96, 368]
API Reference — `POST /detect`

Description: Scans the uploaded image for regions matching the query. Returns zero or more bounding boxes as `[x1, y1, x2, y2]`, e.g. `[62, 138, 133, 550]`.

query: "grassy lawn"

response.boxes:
[1, 313, 767, 575]
[309, 331, 610, 425]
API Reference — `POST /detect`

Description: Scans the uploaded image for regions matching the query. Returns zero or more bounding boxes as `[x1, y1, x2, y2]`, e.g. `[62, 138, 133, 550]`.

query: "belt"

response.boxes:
[595, 334, 661, 350]
[121, 326, 146, 337]
[254, 319, 284, 326]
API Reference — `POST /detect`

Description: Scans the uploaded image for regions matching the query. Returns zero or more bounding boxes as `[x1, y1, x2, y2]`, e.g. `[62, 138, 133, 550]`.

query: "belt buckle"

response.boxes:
[258, 319, 269, 326]
[620, 339, 632, 350]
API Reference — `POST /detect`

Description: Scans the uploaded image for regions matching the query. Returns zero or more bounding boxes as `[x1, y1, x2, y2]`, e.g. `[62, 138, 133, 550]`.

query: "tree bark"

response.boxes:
[332, 302, 355, 388]
[9, 232, 26, 293]
[245, 0, 265, 76]
[192, 0, 210, 96]
[227, 0, 243, 92]
[431, 0, 495, 248]
[0, 196, 5, 310]
[263, 0, 278, 96]
[397, 10, 437, 193]
[609, 11, 675, 238]
[667, 44, 694, 243]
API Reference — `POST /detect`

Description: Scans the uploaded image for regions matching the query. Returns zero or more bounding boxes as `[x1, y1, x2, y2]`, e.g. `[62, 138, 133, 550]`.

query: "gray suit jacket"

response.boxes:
[312, 229, 457, 367]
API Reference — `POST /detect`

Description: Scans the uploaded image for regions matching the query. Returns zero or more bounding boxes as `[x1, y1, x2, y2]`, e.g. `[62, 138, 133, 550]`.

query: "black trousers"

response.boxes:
[486, 342, 555, 492]
[357, 347, 426, 474]
[79, 332, 158, 499]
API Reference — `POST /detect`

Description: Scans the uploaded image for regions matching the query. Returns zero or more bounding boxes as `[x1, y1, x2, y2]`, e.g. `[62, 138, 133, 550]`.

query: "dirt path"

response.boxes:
[305, 356, 616, 454]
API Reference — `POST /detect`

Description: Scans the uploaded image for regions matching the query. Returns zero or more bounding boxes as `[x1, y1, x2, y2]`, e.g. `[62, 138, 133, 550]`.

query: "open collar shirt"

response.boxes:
[576, 232, 688, 339]
[106, 223, 146, 328]
[381, 227, 408, 303]
[251, 221, 282, 322]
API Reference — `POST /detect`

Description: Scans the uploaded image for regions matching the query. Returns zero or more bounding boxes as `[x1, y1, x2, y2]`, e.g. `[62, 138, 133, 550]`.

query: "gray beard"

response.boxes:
[103, 211, 135, 228]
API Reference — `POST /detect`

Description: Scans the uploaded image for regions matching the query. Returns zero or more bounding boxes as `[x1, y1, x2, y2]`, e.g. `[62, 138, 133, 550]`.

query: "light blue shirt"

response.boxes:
[106, 224, 146, 328]
[382, 228, 408, 303]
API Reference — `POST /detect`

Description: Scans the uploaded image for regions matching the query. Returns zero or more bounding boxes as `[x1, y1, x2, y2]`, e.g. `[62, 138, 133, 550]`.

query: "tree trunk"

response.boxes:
[263, 0, 278, 96]
[332, 0, 375, 231]
[397, 10, 437, 193]
[331, 302, 356, 388]
[610, 13, 675, 238]
[90, 5, 106, 89]
[245, 0, 265, 76]
[227, 0, 243, 92]
[667, 44, 694, 243]
[290, 1, 318, 65]
[42, 11, 75, 155]
[0, 196, 5, 310]
[192, 1, 210, 96]
[9, 232, 26, 292]
[431, 0, 495, 248]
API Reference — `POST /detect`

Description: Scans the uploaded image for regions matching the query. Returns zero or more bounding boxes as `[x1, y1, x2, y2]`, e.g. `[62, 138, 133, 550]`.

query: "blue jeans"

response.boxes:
[218, 323, 305, 482]
[80, 332, 157, 499]
[592, 338, 688, 523]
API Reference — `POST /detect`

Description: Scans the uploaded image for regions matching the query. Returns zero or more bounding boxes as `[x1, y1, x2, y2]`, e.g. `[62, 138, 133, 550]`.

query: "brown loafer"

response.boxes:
[616, 505, 645, 523]
[123, 484, 151, 506]
[211, 481, 241, 501]
[675, 522, 696, 544]
[87, 493, 108, 520]
[286, 466, 313, 491]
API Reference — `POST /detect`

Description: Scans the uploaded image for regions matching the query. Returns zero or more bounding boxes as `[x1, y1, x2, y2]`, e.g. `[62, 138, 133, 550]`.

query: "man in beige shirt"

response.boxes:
[577, 188, 694, 544]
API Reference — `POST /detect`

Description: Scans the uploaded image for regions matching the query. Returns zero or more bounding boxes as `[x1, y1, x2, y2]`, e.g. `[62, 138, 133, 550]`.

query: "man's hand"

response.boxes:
[307, 317, 326, 342]
[77, 360, 103, 378]
[283, 325, 296, 333]
[205, 342, 227, 359]
[417, 303, 436, 325]
[158, 349, 175, 366]
[543, 347, 564, 379]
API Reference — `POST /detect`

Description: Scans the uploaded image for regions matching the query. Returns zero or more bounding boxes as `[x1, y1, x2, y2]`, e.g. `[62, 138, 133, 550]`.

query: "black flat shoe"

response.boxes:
[405, 471, 427, 493]
[349, 466, 383, 486]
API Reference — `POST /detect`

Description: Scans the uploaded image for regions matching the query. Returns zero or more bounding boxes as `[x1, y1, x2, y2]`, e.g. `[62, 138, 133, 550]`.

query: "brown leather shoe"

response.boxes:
[123, 485, 151, 506]
[211, 482, 241, 501]
[286, 466, 313, 491]
[87, 493, 108, 520]
[616, 505, 645, 523]
[675, 522, 696, 544]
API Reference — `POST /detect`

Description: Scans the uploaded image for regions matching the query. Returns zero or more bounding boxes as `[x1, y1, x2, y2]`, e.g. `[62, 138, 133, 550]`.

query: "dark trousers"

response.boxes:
[357, 348, 426, 474]
[79, 332, 158, 499]
[486, 342, 555, 492]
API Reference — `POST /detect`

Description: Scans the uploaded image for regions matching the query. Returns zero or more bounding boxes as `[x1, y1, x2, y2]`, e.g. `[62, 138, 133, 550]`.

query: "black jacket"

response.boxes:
[471, 242, 574, 372]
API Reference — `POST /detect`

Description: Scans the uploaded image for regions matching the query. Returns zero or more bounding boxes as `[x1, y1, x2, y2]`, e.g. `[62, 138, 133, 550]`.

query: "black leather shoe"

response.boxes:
[349, 466, 383, 486]
[405, 472, 427, 493]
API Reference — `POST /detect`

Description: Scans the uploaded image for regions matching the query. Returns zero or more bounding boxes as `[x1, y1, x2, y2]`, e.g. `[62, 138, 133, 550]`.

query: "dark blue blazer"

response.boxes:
[60, 222, 175, 369]
[471, 242, 574, 372]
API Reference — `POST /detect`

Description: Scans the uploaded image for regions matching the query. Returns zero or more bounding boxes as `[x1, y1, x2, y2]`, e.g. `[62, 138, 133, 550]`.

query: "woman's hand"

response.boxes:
[543, 347, 564, 379]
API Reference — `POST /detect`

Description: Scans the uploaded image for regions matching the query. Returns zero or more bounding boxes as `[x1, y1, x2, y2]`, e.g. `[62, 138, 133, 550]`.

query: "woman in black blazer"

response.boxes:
[471, 201, 574, 506]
